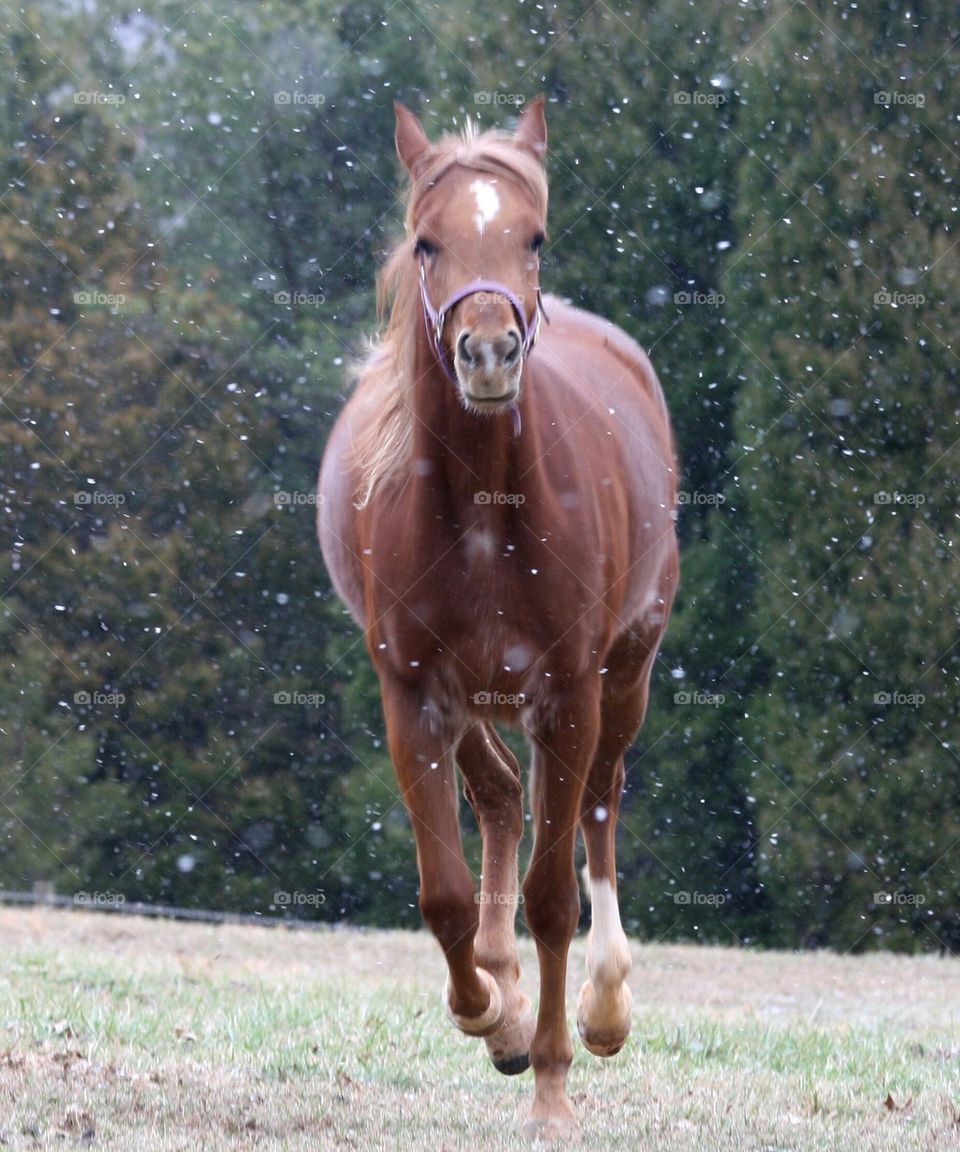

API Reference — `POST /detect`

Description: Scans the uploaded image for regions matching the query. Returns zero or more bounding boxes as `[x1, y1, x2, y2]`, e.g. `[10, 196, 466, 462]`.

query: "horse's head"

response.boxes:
[395, 98, 548, 412]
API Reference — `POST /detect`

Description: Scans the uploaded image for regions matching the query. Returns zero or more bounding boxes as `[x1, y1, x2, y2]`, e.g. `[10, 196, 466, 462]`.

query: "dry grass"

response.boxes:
[1, 906, 958, 1149]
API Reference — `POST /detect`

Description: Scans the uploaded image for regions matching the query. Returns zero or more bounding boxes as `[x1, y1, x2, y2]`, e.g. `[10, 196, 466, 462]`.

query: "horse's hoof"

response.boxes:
[576, 1025, 628, 1058]
[443, 967, 504, 1038]
[576, 980, 631, 1057]
[493, 1050, 530, 1076]
[486, 991, 535, 1076]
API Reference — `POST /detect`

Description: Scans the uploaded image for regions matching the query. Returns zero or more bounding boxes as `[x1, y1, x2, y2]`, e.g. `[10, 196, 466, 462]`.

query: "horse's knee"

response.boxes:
[459, 728, 524, 836]
[582, 760, 624, 814]
[523, 869, 579, 943]
[420, 878, 478, 948]
[494, 780, 524, 840]
[473, 773, 523, 835]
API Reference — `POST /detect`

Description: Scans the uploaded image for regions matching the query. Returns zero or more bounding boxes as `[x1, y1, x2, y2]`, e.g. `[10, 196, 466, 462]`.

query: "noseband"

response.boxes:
[417, 256, 546, 389]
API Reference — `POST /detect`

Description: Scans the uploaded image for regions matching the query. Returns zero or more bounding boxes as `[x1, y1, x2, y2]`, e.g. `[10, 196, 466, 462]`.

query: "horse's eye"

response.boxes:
[530, 232, 545, 253]
[414, 237, 437, 258]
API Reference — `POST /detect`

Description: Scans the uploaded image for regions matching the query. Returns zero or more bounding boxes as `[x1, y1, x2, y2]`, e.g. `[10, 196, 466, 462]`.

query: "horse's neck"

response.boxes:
[410, 358, 535, 518]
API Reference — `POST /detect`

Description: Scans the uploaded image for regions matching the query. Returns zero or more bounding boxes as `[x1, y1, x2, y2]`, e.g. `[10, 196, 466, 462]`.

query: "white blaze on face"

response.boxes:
[470, 178, 500, 236]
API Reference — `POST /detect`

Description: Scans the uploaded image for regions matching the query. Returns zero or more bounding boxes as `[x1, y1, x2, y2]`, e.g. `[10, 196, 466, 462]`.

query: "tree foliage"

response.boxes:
[0, 0, 956, 951]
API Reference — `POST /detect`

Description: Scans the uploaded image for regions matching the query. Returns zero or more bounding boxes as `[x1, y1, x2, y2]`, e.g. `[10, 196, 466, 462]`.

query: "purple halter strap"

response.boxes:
[417, 256, 545, 391]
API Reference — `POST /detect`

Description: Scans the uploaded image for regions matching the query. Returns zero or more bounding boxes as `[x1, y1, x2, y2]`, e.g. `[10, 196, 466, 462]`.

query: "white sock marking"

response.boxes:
[587, 877, 631, 988]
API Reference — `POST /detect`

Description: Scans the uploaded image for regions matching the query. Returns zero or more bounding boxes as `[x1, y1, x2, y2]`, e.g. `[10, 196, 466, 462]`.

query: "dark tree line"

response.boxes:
[0, 0, 956, 951]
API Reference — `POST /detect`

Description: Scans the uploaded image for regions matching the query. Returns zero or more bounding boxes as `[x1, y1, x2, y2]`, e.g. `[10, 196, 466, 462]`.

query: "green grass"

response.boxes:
[0, 907, 958, 1148]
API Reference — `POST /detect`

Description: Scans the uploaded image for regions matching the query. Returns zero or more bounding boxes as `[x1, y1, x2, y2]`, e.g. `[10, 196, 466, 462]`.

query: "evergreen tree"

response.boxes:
[0, 7, 416, 921]
[3, 0, 953, 948]
[728, 0, 960, 950]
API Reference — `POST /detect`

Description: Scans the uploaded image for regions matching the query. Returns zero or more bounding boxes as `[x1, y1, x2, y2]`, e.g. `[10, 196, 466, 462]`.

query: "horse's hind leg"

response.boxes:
[458, 722, 535, 1074]
[576, 629, 658, 1058]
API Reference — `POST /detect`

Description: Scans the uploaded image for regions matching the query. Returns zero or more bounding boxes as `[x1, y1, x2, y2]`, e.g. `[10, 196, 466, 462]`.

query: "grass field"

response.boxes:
[0, 906, 958, 1149]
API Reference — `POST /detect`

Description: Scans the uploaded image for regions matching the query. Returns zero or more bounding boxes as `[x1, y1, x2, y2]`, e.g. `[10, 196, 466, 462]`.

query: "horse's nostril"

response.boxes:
[457, 331, 474, 365]
[503, 329, 521, 366]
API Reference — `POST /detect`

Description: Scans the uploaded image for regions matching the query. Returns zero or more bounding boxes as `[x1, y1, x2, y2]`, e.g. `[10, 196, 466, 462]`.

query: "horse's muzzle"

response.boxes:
[455, 327, 523, 406]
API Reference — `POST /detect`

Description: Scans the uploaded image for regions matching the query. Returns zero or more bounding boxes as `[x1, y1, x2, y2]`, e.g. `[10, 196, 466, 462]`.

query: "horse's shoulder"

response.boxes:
[537, 296, 662, 404]
[541, 295, 651, 361]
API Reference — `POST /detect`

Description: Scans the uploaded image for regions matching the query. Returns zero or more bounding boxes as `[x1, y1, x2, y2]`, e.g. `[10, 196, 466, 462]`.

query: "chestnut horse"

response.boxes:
[318, 97, 678, 1140]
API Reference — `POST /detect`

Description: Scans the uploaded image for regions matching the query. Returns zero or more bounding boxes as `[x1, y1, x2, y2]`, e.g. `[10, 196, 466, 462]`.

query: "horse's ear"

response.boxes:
[394, 102, 431, 173]
[515, 95, 547, 161]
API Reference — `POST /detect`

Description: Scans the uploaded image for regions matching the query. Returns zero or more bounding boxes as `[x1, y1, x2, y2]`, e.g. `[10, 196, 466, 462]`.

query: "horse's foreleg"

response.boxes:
[458, 722, 534, 1074]
[577, 638, 657, 1057]
[522, 685, 600, 1142]
[381, 678, 503, 1035]
[577, 745, 634, 1057]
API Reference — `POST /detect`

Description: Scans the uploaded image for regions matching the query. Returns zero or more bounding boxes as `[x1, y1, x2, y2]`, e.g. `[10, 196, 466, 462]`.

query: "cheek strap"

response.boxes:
[418, 255, 546, 384]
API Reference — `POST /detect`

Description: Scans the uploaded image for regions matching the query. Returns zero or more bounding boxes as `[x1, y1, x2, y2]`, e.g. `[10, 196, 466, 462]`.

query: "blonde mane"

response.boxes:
[349, 120, 549, 509]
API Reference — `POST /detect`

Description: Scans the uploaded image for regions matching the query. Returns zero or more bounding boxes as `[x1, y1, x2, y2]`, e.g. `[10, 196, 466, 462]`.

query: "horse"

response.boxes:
[318, 96, 678, 1141]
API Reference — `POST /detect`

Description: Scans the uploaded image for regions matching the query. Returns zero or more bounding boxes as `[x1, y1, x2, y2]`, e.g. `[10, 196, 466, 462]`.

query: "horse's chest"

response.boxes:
[378, 535, 591, 695]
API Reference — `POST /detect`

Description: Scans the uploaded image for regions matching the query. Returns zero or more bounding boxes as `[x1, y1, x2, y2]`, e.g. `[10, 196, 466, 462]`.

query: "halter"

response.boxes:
[417, 255, 546, 393]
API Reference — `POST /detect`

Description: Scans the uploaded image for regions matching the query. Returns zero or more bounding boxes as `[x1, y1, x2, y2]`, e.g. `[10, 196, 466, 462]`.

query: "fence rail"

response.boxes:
[0, 888, 329, 932]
